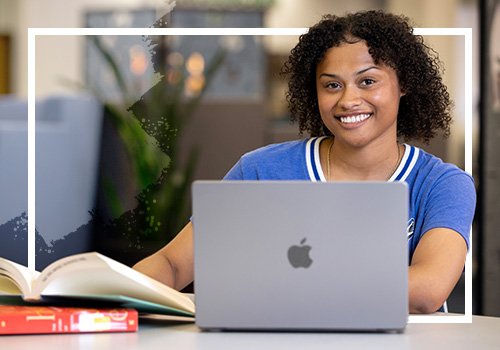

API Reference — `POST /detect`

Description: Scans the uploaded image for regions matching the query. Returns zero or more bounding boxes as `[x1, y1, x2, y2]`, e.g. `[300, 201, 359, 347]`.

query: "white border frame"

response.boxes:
[27, 27, 473, 324]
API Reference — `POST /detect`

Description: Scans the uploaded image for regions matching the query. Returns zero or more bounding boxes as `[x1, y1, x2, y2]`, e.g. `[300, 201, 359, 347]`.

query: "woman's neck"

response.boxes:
[320, 137, 403, 181]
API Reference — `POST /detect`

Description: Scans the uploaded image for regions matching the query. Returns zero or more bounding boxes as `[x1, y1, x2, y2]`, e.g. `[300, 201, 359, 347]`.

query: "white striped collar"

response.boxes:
[305, 137, 419, 182]
[305, 137, 328, 182]
[389, 144, 419, 182]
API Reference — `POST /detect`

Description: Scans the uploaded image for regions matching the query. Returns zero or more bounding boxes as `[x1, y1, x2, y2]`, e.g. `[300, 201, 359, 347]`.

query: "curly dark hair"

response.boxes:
[281, 10, 452, 143]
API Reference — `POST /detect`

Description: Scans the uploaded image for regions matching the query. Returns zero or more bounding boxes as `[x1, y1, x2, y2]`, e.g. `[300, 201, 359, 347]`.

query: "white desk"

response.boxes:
[2, 315, 500, 349]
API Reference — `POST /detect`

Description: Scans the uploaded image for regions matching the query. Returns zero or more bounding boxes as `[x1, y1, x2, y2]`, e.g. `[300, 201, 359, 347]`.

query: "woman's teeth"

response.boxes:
[339, 114, 371, 124]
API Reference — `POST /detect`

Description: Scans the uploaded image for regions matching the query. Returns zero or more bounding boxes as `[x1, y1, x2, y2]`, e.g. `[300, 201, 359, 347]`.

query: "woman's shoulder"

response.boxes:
[223, 138, 315, 181]
[240, 138, 312, 162]
[416, 147, 469, 173]
[410, 145, 474, 187]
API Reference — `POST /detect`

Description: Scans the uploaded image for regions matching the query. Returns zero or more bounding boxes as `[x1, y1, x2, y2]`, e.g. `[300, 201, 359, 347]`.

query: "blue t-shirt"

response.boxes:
[223, 137, 476, 263]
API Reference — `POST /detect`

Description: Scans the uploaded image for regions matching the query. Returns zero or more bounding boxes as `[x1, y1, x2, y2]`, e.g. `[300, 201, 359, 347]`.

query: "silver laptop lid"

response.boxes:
[192, 181, 408, 331]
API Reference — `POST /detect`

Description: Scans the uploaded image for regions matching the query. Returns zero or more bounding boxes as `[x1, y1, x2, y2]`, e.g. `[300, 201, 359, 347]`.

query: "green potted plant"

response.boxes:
[83, 35, 226, 264]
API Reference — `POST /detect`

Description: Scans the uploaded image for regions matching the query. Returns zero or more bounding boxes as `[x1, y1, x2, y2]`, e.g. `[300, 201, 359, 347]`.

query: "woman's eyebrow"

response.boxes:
[318, 66, 381, 78]
[356, 66, 381, 75]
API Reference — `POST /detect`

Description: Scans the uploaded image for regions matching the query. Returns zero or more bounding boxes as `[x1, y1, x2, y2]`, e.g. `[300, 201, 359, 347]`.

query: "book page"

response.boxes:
[0, 258, 40, 297]
[0, 275, 23, 295]
[33, 252, 195, 314]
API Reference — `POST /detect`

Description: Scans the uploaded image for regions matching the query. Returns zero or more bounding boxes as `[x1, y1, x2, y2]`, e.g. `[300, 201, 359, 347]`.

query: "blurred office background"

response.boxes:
[0, 0, 499, 317]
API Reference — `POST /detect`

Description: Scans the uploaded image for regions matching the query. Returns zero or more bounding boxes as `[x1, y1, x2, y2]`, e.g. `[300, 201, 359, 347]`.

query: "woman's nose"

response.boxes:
[338, 86, 362, 110]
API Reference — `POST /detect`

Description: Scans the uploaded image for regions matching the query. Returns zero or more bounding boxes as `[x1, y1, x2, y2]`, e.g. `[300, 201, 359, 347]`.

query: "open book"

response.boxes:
[0, 252, 195, 317]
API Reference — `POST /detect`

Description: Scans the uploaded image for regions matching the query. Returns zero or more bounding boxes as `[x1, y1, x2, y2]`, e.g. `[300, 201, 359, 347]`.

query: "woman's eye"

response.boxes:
[325, 82, 340, 89]
[361, 79, 375, 86]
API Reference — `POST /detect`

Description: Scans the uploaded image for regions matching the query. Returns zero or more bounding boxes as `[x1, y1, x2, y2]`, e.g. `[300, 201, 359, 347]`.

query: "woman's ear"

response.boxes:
[398, 79, 407, 97]
[400, 85, 407, 97]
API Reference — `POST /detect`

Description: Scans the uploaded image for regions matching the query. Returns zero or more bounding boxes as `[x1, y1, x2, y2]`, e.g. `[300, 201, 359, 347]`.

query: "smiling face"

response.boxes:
[316, 41, 405, 148]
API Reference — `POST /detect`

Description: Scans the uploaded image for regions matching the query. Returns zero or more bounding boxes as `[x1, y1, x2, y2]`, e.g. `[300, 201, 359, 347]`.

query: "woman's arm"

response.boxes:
[408, 227, 468, 314]
[132, 222, 194, 291]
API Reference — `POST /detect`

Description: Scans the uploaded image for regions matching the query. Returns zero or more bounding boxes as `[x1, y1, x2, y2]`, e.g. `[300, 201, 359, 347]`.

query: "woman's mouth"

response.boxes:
[337, 113, 372, 124]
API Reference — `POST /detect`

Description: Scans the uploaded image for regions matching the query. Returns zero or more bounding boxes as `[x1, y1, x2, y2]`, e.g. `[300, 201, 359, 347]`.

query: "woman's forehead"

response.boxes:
[317, 41, 398, 74]
[318, 42, 375, 68]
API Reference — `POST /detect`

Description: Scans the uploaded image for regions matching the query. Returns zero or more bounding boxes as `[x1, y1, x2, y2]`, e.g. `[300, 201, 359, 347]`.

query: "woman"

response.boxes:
[133, 10, 476, 314]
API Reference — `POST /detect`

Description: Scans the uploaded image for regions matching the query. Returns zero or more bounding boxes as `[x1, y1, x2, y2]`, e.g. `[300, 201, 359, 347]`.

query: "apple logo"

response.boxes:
[287, 238, 313, 268]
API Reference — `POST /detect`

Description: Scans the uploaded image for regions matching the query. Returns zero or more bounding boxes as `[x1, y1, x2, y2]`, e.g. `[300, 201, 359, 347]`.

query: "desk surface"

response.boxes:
[2, 315, 500, 350]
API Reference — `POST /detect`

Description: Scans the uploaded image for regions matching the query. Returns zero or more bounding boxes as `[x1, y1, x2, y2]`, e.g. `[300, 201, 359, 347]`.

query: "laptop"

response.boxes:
[192, 181, 408, 332]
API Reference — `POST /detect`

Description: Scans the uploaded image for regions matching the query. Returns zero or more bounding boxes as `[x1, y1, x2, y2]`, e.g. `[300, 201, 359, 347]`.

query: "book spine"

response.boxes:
[0, 306, 137, 334]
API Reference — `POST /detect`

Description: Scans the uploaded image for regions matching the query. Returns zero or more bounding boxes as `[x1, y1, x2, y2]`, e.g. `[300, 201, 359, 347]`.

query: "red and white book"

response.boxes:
[0, 305, 137, 335]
